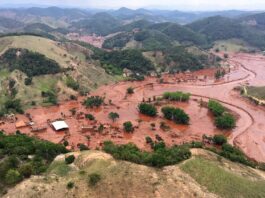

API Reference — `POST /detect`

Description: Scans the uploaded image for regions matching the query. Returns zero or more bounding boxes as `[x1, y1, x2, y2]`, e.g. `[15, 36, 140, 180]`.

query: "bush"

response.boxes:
[123, 121, 134, 133]
[163, 92, 190, 102]
[79, 144, 89, 151]
[5, 169, 21, 185]
[208, 100, 225, 117]
[213, 135, 227, 145]
[138, 103, 157, 117]
[24, 77, 32, 86]
[88, 173, 101, 186]
[215, 113, 236, 129]
[18, 164, 32, 178]
[83, 96, 104, 108]
[65, 155, 75, 164]
[127, 87, 134, 94]
[161, 106, 190, 125]
[85, 114, 95, 121]
[67, 181, 75, 189]
[66, 76, 79, 91]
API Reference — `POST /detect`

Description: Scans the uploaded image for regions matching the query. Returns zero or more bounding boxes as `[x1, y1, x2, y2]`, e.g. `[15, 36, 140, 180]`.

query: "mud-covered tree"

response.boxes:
[208, 100, 225, 117]
[138, 103, 157, 117]
[83, 96, 104, 108]
[123, 121, 134, 133]
[161, 106, 190, 125]
[108, 112, 119, 122]
[215, 113, 236, 129]
[213, 134, 227, 145]
[127, 87, 134, 94]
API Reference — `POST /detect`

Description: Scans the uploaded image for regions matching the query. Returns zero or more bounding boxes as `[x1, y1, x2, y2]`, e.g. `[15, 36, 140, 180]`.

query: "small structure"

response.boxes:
[51, 121, 69, 131]
[15, 120, 27, 128]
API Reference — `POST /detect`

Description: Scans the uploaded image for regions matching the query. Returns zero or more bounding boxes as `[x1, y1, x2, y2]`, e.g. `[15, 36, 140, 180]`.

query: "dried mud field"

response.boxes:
[1, 52, 265, 162]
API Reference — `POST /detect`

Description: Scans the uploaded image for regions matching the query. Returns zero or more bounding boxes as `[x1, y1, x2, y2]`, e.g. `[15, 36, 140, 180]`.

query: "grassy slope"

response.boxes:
[213, 39, 249, 52]
[0, 35, 113, 108]
[181, 155, 265, 198]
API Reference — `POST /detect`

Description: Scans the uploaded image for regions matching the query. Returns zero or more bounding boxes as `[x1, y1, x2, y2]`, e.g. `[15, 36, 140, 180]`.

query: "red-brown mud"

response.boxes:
[1, 52, 265, 162]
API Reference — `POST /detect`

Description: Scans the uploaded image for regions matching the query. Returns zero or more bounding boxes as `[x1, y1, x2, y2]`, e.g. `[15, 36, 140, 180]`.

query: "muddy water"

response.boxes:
[1, 52, 265, 162]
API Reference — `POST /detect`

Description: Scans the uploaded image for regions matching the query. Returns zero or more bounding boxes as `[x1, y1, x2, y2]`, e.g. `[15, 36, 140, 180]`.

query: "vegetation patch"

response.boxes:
[0, 48, 61, 77]
[163, 91, 190, 102]
[138, 103, 157, 117]
[83, 96, 104, 108]
[161, 106, 190, 125]
[0, 131, 68, 194]
[103, 141, 191, 168]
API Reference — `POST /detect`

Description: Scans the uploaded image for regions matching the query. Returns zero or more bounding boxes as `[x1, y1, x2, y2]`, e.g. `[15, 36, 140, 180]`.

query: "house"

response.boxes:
[51, 121, 69, 131]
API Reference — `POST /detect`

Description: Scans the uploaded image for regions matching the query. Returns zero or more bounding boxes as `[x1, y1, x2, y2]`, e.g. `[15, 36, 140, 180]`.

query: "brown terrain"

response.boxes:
[1, 52, 265, 162]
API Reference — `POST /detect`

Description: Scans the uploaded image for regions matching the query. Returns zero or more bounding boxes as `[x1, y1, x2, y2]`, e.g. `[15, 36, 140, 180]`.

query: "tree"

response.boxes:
[215, 113, 236, 129]
[123, 121, 134, 133]
[208, 100, 225, 117]
[127, 87, 134, 94]
[83, 96, 104, 108]
[213, 135, 227, 145]
[161, 106, 190, 125]
[138, 103, 157, 117]
[108, 112, 119, 122]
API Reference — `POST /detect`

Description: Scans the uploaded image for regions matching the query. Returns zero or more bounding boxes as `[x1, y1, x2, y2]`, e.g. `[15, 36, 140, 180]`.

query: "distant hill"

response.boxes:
[240, 12, 265, 30]
[72, 12, 121, 36]
[187, 16, 265, 50]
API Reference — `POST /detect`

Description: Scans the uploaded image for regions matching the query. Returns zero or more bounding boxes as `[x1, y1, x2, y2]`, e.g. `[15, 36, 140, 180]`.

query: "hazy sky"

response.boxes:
[1, 0, 265, 10]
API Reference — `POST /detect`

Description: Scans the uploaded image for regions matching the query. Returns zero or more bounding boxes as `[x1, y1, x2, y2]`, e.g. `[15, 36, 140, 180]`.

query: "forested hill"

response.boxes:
[187, 16, 265, 50]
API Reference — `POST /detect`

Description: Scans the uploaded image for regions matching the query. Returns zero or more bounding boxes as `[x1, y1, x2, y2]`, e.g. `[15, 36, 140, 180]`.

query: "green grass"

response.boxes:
[246, 86, 265, 100]
[214, 39, 248, 52]
[47, 161, 73, 177]
[181, 157, 265, 198]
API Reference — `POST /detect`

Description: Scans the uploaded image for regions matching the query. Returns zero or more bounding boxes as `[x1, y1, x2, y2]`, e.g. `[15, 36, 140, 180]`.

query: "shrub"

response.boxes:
[138, 103, 157, 117]
[88, 173, 101, 186]
[67, 181, 75, 189]
[18, 164, 32, 178]
[215, 113, 236, 129]
[79, 144, 89, 151]
[145, 136, 153, 144]
[127, 87, 134, 94]
[5, 169, 21, 185]
[66, 76, 79, 91]
[213, 135, 227, 145]
[123, 121, 134, 133]
[161, 106, 190, 124]
[24, 77, 32, 86]
[85, 114, 95, 121]
[208, 100, 225, 117]
[65, 155, 75, 164]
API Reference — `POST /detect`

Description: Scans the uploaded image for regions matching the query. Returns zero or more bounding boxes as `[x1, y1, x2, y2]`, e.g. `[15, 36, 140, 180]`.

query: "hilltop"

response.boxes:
[3, 149, 265, 198]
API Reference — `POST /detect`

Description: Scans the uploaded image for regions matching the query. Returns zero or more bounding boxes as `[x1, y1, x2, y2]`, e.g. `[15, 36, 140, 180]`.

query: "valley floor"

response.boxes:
[1, 52, 265, 162]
